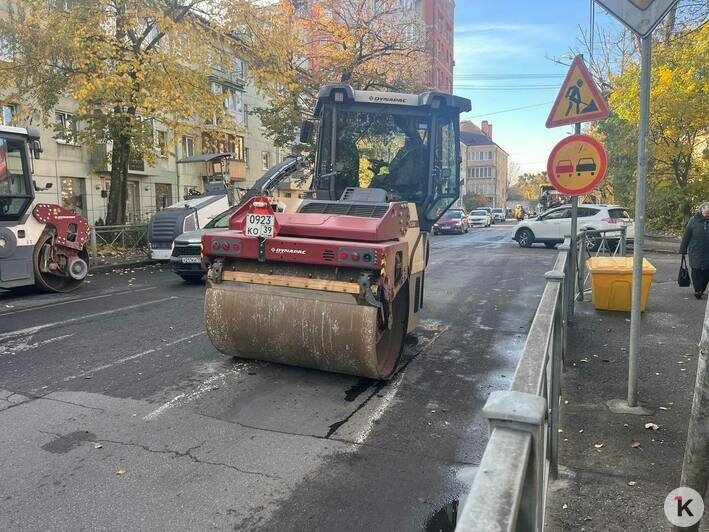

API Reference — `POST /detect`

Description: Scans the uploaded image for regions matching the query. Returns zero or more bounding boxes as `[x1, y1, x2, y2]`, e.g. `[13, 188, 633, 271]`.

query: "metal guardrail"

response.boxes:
[456, 240, 570, 532]
[576, 227, 629, 302]
[89, 224, 150, 266]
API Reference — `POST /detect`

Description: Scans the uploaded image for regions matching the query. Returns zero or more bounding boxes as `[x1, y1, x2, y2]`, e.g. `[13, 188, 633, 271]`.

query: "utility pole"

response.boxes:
[676, 302, 709, 532]
[626, 35, 651, 408]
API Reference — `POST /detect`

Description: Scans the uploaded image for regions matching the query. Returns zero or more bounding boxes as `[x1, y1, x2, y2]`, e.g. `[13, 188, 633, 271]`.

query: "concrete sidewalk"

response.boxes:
[545, 252, 707, 531]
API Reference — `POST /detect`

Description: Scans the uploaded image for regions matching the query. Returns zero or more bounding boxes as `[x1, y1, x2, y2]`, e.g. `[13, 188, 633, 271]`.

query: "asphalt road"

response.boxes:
[0, 222, 556, 531]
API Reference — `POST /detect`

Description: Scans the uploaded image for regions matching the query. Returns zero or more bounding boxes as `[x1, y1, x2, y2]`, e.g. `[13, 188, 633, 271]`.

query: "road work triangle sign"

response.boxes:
[546, 55, 609, 128]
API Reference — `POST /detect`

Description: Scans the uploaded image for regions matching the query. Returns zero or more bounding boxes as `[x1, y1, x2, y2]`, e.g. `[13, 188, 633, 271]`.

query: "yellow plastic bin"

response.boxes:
[586, 257, 656, 312]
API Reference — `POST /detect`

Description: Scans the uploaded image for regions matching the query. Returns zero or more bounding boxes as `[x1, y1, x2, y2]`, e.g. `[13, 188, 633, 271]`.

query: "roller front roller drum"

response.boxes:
[205, 279, 408, 379]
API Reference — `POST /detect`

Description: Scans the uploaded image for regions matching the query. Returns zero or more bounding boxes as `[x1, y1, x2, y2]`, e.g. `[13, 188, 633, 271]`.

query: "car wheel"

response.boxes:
[180, 274, 204, 284]
[544, 242, 557, 249]
[517, 228, 534, 248]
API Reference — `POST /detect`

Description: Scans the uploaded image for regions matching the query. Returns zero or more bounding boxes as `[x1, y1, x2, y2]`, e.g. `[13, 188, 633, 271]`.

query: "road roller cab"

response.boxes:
[0, 125, 90, 291]
[203, 84, 470, 379]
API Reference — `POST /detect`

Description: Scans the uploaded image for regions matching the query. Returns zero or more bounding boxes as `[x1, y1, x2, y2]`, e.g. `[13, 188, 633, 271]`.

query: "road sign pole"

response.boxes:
[568, 122, 581, 319]
[627, 35, 652, 408]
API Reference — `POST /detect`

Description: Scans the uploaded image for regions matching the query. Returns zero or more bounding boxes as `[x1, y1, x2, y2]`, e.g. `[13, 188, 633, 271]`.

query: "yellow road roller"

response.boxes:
[202, 84, 470, 379]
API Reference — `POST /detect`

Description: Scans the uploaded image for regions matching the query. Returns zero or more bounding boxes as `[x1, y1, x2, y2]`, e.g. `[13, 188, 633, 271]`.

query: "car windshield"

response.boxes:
[441, 210, 462, 219]
[471, 210, 486, 215]
[205, 206, 238, 228]
[492, 209, 502, 213]
[0, 136, 32, 220]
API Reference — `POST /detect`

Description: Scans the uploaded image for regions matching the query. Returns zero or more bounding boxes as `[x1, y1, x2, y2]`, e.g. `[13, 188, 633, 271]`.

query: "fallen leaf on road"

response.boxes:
[630, 441, 641, 448]
[562, 503, 568, 510]
[116, 468, 127, 476]
[564, 400, 570, 405]
[644, 422, 660, 430]
[594, 442, 604, 449]
[659, 406, 668, 410]
[578, 429, 584, 433]
[627, 481, 636, 486]
[94, 442, 103, 449]
[558, 428, 564, 433]
[579, 358, 589, 363]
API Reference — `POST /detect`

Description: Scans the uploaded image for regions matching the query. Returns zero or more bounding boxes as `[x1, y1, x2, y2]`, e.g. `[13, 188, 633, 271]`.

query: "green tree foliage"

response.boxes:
[0, 0, 235, 224]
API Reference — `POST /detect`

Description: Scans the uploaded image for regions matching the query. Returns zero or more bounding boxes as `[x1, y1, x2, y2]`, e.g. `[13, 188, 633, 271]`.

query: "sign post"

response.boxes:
[595, 0, 679, 415]
[546, 54, 609, 318]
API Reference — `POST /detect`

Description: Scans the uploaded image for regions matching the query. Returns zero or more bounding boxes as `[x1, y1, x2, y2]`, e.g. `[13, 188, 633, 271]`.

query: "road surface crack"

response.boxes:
[101, 438, 282, 480]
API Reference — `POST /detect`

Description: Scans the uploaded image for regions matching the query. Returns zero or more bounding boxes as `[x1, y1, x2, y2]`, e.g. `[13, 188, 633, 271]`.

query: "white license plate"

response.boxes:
[245, 213, 275, 238]
[181, 256, 201, 263]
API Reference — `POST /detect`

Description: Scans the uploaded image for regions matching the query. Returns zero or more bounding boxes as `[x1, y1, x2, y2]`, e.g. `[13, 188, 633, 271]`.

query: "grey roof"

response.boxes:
[460, 131, 509, 155]
[177, 152, 235, 164]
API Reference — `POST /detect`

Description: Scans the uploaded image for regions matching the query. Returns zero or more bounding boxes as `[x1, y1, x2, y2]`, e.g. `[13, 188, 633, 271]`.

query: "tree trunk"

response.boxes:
[105, 131, 131, 226]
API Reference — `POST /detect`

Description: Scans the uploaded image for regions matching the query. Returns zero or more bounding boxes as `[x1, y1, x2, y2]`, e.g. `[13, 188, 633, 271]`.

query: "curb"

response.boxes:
[90, 260, 163, 273]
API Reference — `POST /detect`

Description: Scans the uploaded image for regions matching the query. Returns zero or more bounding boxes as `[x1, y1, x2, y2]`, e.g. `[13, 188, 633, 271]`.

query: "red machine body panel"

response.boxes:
[32, 204, 90, 250]
[228, 197, 410, 243]
[203, 231, 408, 271]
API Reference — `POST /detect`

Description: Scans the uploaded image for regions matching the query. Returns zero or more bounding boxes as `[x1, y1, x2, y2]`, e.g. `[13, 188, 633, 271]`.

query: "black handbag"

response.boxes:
[678, 255, 691, 287]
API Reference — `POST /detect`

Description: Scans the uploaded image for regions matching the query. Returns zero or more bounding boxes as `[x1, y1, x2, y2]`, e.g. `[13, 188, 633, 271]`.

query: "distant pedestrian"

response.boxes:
[680, 202, 709, 299]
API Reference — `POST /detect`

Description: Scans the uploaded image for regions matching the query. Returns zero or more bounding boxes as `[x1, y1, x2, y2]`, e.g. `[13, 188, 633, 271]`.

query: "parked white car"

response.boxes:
[513, 204, 634, 250]
[468, 209, 492, 227]
[491, 208, 505, 222]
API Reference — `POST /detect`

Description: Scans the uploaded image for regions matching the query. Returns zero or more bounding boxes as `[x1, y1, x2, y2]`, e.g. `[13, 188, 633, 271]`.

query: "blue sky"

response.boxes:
[453, 0, 617, 176]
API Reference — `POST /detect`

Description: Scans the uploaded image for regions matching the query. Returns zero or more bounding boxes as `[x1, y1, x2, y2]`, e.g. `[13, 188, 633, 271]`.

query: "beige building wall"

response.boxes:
[0, 0, 280, 225]
[459, 120, 508, 209]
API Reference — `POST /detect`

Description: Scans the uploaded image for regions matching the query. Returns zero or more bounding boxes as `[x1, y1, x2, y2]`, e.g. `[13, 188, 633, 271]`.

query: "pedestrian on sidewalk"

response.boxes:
[680, 201, 709, 299]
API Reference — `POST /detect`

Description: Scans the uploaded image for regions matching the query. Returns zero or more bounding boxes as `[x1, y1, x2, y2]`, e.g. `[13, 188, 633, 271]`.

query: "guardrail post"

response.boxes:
[559, 238, 573, 322]
[90, 225, 98, 266]
[483, 390, 547, 532]
[577, 240, 586, 302]
[545, 270, 565, 480]
[620, 226, 627, 256]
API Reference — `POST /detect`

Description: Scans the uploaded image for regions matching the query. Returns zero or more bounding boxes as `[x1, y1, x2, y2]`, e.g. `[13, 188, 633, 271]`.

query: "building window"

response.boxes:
[155, 130, 168, 156]
[155, 183, 172, 210]
[1, 104, 17, 126]
[60, 177, 87, 218]
[261, 151, 270, 171]
[181, 136, 194, 158]
[244, 147, 250, 167]
[234, 57, 245, 80]
[468, 167, 494, 178]
[55, 111, 79, 144]
[221, 134, 244, 161]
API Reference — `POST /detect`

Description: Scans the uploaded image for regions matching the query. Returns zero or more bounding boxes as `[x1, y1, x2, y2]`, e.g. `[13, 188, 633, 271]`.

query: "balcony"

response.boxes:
[210, 67, 245, 89]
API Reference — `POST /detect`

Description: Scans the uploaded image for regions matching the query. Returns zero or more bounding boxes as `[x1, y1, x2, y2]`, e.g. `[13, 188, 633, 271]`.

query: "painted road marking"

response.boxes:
[0, 297, 178, 340]
[0, 333, 75, 357]
[0, 286, 158, 317]
[352, 372, 404, 445]
[59, 331, 206, 385]
[143, 363, 248, 421]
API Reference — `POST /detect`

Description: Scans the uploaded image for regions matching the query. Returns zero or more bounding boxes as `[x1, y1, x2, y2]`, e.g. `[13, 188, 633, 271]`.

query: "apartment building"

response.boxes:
[406, 0, 454, 93]
[460, 120, 509, 209]
[0, 3, 279, 225]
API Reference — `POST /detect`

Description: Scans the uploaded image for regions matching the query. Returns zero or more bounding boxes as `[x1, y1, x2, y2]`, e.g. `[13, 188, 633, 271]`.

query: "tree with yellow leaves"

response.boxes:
[607, 24, 708, 230]
[0, 0, 237, 224]
[234, 0, 427, 149]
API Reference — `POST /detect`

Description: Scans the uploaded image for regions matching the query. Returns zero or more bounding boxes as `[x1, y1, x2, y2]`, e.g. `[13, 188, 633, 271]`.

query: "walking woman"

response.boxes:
[680, 202, 709, 299]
